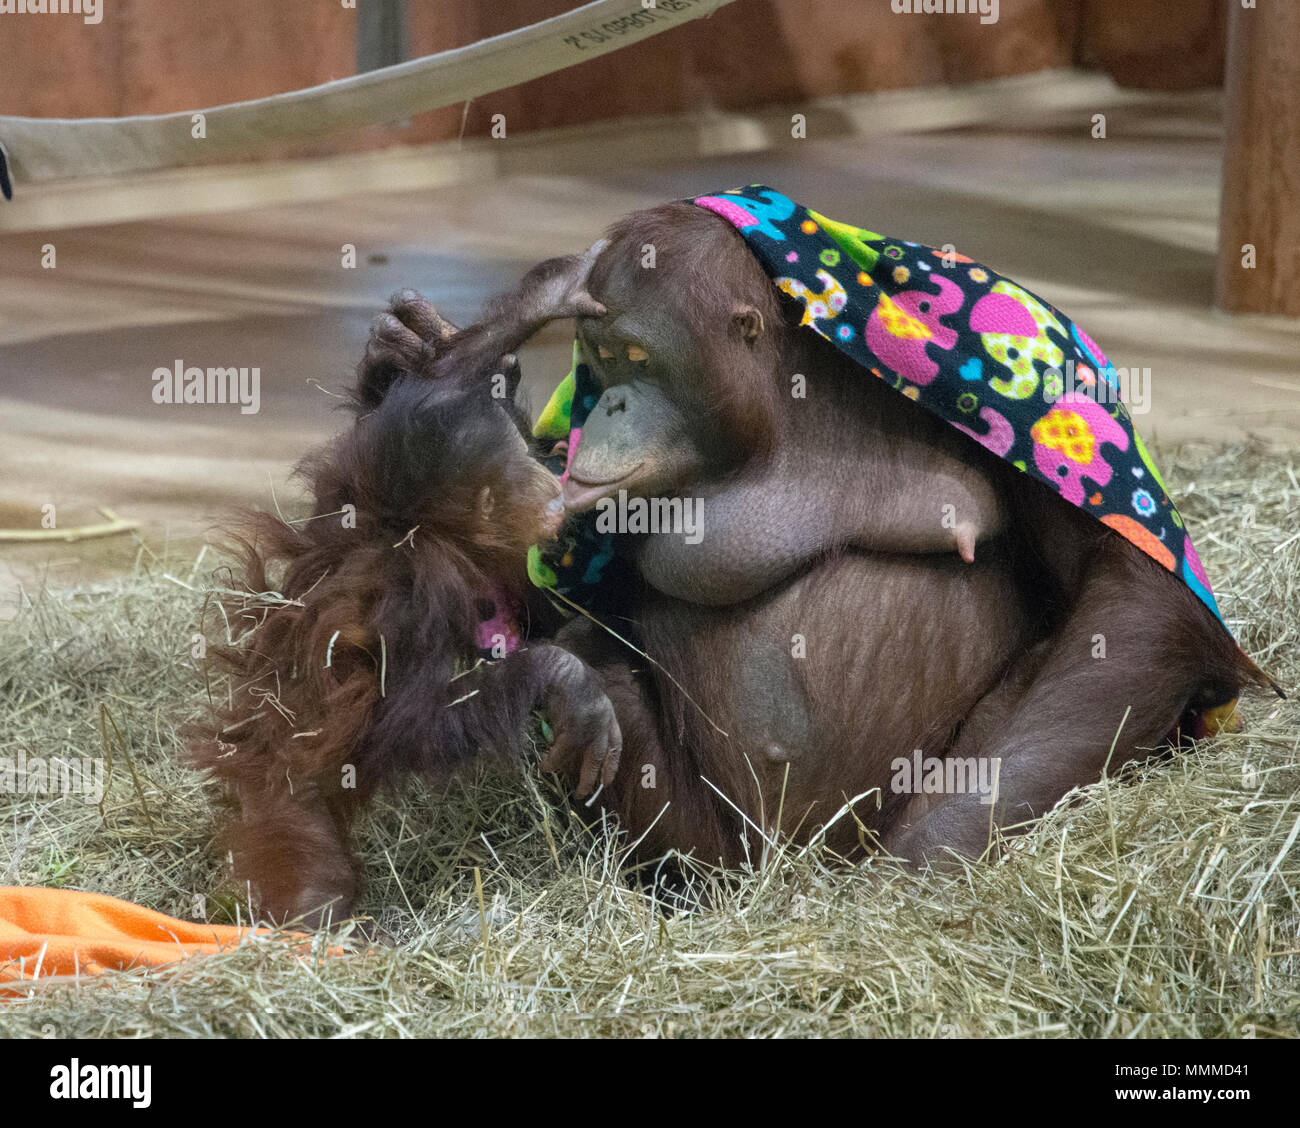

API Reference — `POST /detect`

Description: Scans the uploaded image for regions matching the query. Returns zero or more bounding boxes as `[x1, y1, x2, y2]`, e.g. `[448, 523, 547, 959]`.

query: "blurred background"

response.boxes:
[1, 0, 1297, 608]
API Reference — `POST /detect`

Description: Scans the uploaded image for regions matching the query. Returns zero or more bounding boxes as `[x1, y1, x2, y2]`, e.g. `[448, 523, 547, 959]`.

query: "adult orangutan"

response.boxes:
[400, 187, 1275, 871]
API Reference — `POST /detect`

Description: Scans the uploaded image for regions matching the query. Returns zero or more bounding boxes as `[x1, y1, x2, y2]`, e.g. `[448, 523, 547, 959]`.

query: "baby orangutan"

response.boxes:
[189, 271, 619, 927]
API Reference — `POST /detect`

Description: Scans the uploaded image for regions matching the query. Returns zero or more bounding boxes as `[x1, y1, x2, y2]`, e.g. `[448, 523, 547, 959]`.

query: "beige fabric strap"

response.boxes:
[0, 0, 732, 190]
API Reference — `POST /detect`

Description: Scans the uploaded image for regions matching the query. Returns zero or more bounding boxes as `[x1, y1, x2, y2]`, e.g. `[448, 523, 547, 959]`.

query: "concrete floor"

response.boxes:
[1, 88, 1298, 608]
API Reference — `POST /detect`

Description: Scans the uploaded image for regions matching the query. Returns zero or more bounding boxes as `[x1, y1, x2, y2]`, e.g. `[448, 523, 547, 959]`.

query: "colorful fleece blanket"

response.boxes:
[531, 184, 1228, 634]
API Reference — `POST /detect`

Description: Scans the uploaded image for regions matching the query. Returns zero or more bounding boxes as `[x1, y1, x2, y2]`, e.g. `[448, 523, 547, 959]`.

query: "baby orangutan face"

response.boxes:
[332, 375, 564, 579]
[476, 424, 566, 558]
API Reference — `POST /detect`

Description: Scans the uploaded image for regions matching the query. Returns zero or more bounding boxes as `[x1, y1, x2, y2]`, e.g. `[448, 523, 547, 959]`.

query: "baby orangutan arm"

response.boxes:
[428, 242, 607, 383]
[356, 244, 606, 411]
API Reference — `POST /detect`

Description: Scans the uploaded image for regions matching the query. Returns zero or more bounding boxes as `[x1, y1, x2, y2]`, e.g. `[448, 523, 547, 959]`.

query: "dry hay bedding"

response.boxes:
[0, 440, 1296, 1038]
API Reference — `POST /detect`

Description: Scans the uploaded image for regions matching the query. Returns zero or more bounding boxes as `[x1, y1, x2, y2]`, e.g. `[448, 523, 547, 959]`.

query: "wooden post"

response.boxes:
[1214, 0, 1300, 316]
[356, 0, 408, 74]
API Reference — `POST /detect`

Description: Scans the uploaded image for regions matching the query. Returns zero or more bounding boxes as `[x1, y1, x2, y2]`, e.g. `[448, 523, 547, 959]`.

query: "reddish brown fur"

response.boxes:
[191, 207, 1277, 918]
[188, 337, 616, 925]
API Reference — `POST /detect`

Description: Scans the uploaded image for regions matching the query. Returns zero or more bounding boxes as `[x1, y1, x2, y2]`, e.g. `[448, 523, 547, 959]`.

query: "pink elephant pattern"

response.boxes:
[531, 185, 1233, 637]
[863, 274, 964, 387]
[970, 280, 1066, 401]
[1030, 394, 1129, 506]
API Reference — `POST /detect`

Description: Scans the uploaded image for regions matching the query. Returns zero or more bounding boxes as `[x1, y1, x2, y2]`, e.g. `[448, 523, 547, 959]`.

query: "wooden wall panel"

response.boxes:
[408, 0, 1080, 143]
[112, 0, 355, 114]
[114, 0, 359, 162]
[0, 11, 123, 117]
[1081, 0, 1226, 90]
[0, 0, 1223, 154]
[1214, 0, 1300, 315]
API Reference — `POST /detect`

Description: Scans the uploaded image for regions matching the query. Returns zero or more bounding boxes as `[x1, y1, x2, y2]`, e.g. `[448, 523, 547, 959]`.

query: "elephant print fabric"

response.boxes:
[532, 185, 1226, 633]
[693, 185, 1227, 628]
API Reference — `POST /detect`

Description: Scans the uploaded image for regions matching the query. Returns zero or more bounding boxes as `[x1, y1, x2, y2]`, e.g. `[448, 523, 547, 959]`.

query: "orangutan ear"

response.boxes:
[732, 305, 765, 343]
[479, 485, 495, 520]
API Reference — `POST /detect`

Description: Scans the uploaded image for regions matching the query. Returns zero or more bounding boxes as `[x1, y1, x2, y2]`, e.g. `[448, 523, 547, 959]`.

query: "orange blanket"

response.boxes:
[0, 886, 270, 983]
